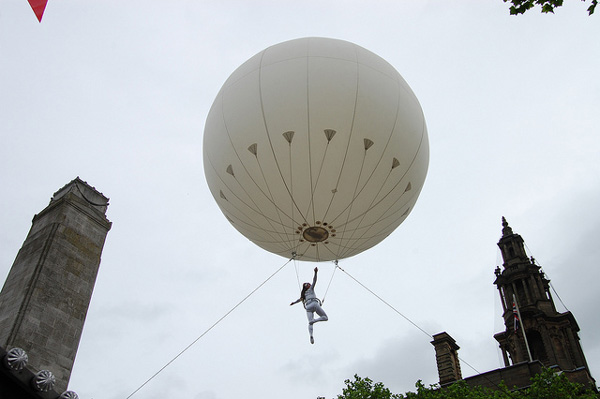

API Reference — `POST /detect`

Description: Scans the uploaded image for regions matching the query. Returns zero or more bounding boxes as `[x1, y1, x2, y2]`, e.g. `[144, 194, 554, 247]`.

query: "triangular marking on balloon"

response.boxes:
[27, 0, 48, 22]
[226, 164, 235, 177]
[391, 157, 400, 169]
[363, 138, 374, 150]
[248, 143, 258, 156]
[282, 131, 295, 144]
[404, 182, 412, 193]
[220, 190, 228, 201]
[324, 129, 336, 142]
[401, 207, 410, 217]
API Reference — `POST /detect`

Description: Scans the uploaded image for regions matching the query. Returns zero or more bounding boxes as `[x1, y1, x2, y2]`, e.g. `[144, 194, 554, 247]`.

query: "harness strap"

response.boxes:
[303, 298, 322, 309]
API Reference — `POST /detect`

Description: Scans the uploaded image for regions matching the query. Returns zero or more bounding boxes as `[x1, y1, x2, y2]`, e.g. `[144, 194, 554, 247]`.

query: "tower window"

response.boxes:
[508, 246, 515, 257]
[527, 330, 548, 363]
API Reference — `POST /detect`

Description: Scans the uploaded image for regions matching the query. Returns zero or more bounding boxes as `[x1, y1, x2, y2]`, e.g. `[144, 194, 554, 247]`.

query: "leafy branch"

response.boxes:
[503, 0, 597, 15]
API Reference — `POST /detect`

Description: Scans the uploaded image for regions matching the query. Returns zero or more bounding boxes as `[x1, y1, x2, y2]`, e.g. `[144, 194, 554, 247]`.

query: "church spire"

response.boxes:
[493, 219, 592, 380]
[497, 217, 528, 267]
[501, 216, 513, 237]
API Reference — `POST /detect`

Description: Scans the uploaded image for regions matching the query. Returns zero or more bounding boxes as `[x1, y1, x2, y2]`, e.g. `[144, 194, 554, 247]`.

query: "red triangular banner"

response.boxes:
[27, 0, 48, 22]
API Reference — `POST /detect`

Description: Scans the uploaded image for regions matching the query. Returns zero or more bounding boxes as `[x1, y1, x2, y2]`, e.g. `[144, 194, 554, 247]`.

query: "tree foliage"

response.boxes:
[336, 369, 599, 399]
[402, 380, 508, 399]
[337, 375, 402, 399]
[503, 0, 597, 15]
[522, 369, 598, 399]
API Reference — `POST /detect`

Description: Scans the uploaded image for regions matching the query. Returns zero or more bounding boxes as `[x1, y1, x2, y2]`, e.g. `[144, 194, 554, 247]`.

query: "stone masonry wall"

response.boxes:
[0, 179, 111, 393]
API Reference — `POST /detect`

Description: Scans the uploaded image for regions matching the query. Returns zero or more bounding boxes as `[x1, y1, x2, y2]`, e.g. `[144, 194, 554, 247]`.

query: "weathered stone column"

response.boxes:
[0, 178, 111, 393]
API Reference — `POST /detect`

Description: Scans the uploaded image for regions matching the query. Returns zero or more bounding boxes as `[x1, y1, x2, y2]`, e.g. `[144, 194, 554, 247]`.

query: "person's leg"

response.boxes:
[311, 304, 328, 324]
[306, 309, 315, 330]
[306, 310, 315, 343]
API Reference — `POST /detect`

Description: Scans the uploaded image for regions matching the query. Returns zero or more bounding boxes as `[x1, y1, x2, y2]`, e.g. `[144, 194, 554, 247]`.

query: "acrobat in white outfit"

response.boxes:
[290, 267, 328, 344]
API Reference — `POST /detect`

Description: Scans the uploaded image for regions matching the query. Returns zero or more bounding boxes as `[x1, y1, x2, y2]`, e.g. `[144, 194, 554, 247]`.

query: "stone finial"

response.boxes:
[501, 216, 513, 237]
[59, 391, 79, 399]
[33, 370, 56, 392]
[5, 347, 28, 371]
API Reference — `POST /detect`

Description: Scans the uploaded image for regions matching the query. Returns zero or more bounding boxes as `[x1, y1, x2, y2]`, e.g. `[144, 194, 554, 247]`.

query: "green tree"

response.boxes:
[336, 369, 599, 398]
[337, 375, 402, 399]
[503, 0, 597, 15]
[517, 368, 598, 399]
[401, 380, 507, 399]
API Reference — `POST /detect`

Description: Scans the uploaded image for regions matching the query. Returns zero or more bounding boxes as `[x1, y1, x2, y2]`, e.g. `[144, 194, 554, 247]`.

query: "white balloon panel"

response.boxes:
[203, 37, 429, 262]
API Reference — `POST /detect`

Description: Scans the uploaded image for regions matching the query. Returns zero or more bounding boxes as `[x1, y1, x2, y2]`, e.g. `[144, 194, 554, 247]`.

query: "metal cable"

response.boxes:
[336, 265, 513, 396]
[125, 254, 295, 398]
[321, 260, 339, 304]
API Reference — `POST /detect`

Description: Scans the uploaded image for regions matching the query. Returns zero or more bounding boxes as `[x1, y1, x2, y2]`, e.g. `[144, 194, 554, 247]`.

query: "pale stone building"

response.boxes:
[0, 178, 111, 397]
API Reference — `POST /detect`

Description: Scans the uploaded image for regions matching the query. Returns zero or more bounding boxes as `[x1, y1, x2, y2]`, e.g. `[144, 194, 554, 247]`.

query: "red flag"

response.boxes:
[27, 0, 48, 22]
[512, 302, 520, 332]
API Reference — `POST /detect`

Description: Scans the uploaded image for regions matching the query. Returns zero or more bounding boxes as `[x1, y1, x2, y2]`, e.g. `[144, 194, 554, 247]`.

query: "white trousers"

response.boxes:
[305, 300, 328, 336]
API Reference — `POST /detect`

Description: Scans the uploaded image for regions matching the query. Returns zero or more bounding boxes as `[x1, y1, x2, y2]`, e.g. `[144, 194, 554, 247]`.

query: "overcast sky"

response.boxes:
[1, 1, 600, 398]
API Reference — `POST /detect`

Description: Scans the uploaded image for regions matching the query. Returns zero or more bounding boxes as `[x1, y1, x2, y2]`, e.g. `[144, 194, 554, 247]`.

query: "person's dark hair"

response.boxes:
[300, 283, 310, 301]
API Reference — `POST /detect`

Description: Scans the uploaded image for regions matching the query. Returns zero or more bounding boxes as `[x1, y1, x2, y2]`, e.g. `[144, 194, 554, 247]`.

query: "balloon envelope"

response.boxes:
[203, 37, 429, 262]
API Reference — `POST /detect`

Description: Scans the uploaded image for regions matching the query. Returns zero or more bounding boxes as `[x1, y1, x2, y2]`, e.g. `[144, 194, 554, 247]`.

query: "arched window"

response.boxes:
[527, 330, 548, 363]
[508, 245, 516, 258]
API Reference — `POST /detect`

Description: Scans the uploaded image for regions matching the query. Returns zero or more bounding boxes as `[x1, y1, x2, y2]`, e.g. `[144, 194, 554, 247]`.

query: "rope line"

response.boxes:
[336, 265, 513, 395]
[336, 265, 432, 339]
[321, 260, 339, 304]
[293, 257, 302, 291]
[125, 255, 295, 399]
[548, 281, 569, 311]
[125, 256, 512, 397]
[524, 244, 570, 312]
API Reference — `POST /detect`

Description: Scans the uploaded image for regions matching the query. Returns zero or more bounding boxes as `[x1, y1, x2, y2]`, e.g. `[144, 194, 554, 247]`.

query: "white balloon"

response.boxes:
[203, 37, 429, 262]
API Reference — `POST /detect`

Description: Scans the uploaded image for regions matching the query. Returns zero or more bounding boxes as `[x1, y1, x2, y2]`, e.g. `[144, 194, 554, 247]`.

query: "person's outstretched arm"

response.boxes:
[312, 267, 318, 288]
[290, 298, 302, 306]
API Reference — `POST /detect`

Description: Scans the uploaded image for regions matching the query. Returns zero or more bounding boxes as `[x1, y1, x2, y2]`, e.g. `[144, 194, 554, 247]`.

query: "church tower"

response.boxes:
[493, 217, 593, 383]
[0, 178, 111, 393]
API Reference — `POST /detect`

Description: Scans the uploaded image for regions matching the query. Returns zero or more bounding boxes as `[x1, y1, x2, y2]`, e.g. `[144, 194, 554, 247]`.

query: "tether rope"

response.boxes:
[125, 254, 295, 399]
[524, 243, 570, 312]
[336, 265, 432, 338]
[321, 260, 339, 304]
[336, 265, 513, 396]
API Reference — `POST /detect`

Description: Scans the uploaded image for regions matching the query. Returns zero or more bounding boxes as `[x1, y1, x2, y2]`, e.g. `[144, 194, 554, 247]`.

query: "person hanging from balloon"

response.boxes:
[290, 267, 328, 344]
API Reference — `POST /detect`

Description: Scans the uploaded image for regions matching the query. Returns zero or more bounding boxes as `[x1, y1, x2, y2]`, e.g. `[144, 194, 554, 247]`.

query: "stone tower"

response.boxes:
[431, 332, 462, 386]
[493, 218, 594, 384]
[0, 178, 111, 393]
